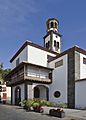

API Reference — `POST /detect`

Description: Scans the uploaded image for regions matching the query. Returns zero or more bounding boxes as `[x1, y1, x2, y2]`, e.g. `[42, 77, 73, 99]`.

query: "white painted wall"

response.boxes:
[45, 35, 50, 43]
[12, 84, 25, 104]
[11, 44, 56, 69]
[80, 53, 86, 79]
[6, 87, 11, 104]
[11, 47, 28, 69]
[75, 81, 86, 109]
[27, 84, 33, 100]
[52, 34, 61, 53]
[27, 45, 56, 67]
[49, 54, 68, 103]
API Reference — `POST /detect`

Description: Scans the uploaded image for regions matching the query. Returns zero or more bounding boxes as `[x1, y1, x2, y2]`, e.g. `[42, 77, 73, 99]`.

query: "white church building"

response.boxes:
[5, 18, 86, 109]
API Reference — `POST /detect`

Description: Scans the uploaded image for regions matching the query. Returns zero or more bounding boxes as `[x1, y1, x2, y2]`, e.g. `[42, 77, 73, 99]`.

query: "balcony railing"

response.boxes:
[6, 71, 52, 86]
[26, 72, 49, 79]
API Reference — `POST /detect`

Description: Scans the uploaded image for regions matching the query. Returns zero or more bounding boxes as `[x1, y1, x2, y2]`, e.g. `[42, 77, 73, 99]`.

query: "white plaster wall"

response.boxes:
[12, 84, 25, 104]
[75, 81, 86, 109]
[6, 87, 11, 104]
[11, 47, 28, 69]
[45, 35, 50, 43]
[27, 84, 33, 100]
[49, 54, 68, 103]
[27, 45, 56, 67]
[52, 34, 61, 53]
[80, 53, 86, 79]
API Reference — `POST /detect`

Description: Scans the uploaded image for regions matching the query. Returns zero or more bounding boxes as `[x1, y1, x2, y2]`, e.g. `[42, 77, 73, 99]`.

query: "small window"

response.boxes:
[0, 86, 2, 92]
[51, 22, 53, 28]
[2, 87, 6, 92]
[55, 59, 63, 68]
[55, 22, 57, 28]
[54, 40, 56, 47]
[16, 58, 20, 67]
[57, 42, 59, 48]
[46, 43, 48, 48]
[83, 58, 86, 64]
[49, 73, 52, 79]
[3, 93, 7, 99]
[54, 91, 61, 98]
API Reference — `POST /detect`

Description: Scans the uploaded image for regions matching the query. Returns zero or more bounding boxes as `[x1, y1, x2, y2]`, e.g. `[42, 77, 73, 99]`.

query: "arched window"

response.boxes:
[54, 40, 56, 47]
[46, 43, 48, 48]
[51, 22, 53, 28]
[57, 42, 59, 48]
[55, 22, 57, 28]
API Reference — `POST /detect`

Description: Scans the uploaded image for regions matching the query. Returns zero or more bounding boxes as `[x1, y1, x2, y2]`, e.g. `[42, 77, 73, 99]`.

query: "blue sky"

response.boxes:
[0, 0, 86, 68]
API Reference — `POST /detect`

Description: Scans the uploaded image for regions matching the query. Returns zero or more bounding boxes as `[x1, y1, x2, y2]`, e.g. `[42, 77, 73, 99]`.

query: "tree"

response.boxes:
[0, 63, 11, 82]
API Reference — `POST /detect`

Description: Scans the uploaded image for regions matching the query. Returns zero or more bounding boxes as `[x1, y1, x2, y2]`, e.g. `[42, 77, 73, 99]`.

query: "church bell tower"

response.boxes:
[43, 18, 61, 53]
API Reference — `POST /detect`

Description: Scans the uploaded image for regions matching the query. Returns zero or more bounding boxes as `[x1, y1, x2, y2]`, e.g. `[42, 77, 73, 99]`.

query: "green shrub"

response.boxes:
[54, 102, 67, 108]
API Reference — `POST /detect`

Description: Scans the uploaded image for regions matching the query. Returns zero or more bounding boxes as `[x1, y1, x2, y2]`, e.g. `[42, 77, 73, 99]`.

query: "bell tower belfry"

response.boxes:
[43, 18, 61, 53]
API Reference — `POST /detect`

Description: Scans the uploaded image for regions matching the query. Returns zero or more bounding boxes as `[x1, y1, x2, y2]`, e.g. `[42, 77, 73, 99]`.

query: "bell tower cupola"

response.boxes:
[43, 18, 61, 53]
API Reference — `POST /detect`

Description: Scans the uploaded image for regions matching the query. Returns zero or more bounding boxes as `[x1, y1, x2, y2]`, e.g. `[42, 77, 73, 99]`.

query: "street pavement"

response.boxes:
[0, 104, 86, 120]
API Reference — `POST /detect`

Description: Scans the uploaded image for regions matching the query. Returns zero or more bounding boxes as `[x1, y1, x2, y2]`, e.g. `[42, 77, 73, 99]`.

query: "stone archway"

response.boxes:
[15, 86, 21, 105]
[34, 85, 49, 100]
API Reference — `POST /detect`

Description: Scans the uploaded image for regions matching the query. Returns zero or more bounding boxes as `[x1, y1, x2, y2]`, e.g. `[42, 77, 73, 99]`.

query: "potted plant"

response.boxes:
[49, 108, 65, 118]
[32, 99, 44, 113]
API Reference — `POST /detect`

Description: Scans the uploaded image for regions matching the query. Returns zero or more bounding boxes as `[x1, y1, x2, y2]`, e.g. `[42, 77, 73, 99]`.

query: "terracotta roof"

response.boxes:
[10, 41, 57, 63]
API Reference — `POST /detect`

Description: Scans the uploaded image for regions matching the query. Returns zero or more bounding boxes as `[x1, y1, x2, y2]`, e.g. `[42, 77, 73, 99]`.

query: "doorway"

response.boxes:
[15, 87, 21, 105]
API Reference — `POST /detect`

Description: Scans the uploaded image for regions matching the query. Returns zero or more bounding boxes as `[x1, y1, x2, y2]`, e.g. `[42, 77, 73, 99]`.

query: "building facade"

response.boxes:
[0, 82, 11, 104]
[5, 18, 86, 109]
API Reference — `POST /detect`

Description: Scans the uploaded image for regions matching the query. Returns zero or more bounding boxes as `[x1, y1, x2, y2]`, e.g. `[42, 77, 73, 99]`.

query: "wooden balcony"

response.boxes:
[6, 62, 53, 86]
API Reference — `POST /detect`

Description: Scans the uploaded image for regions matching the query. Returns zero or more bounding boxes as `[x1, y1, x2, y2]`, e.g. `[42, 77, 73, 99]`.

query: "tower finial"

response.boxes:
[46, 18, 59, 32]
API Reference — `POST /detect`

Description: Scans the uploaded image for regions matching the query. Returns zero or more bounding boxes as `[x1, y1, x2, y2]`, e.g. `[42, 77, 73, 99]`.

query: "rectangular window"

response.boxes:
[83, 57, 86, 64]
[16, 58, 20, 67]
[2, 87, 6, 92]
[3, 93, 7, 99]
[55, 59, 63, 68]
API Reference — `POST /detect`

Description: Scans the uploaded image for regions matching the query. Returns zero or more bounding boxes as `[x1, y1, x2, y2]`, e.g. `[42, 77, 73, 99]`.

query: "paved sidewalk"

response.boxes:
[0, 104, 86, 120]
[43, 106, 86, 120]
